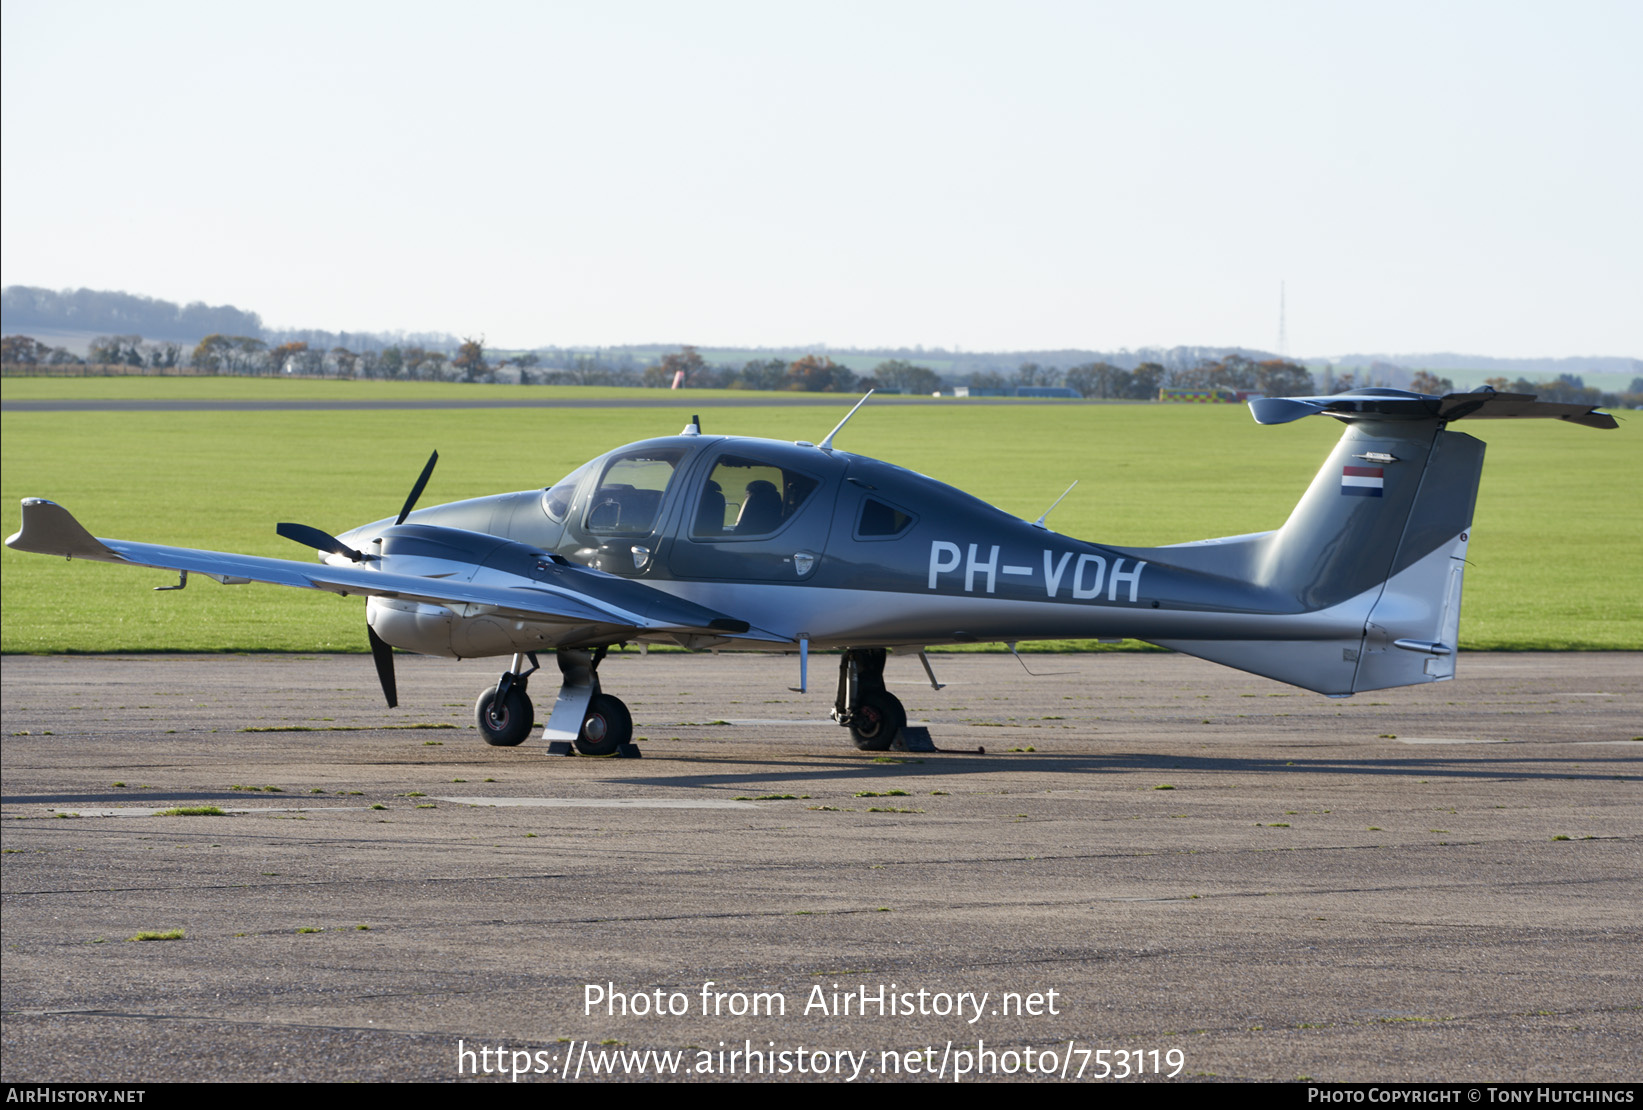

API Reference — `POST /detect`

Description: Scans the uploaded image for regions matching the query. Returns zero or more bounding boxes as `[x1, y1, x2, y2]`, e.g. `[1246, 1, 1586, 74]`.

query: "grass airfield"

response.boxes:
[1, 377, 1637, 652]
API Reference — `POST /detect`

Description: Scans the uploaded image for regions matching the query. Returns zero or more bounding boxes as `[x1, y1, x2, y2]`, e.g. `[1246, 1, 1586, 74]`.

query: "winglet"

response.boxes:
[5, 499, 120, 561]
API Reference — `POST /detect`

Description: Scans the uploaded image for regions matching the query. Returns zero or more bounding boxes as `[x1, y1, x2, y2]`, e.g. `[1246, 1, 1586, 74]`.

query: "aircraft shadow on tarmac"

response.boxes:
[614, 749, 1639, 791]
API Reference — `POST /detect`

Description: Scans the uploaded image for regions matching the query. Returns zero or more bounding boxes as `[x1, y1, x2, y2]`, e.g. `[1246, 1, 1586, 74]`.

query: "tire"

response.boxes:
[575, 693, 632, 756]
[849, 691, 905, 751]
[475, 684, 534, 747]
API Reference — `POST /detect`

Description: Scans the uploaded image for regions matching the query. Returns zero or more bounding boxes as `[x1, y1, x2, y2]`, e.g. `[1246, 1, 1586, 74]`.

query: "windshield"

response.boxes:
[541, 461, 594, 524]
[585, 447, 688, 535]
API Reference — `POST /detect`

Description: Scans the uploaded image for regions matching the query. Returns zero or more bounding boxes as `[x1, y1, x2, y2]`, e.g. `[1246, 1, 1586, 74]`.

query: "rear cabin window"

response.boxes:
[586, 449, 686, 535]
[856, 497, 915, 539]
[692, 454, 820, 539]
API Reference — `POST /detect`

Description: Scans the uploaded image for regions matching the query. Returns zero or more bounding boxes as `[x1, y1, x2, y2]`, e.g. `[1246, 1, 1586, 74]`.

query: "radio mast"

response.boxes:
[1277, 280, 1288, 358]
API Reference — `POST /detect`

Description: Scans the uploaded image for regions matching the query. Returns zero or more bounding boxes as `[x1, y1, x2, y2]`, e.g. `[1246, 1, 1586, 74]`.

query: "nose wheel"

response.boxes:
[475, 653, 539, 747]
[476, 683, 534, 746]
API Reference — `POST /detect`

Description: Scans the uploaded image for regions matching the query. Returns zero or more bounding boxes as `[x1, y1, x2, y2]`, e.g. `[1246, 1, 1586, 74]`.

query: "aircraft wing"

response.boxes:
[5, 498, 757, 641]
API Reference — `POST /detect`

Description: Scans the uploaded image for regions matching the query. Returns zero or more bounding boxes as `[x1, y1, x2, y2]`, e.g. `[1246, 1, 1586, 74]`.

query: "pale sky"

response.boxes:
[3, 0, 1638, 357]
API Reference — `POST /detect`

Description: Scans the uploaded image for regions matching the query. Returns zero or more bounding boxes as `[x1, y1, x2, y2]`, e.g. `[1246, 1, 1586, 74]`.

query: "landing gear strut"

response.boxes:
[476, 652, 539, 746]
[834, 648, 905, 751]
[538, 646, 635, 756]
[474, 648, 634, 754]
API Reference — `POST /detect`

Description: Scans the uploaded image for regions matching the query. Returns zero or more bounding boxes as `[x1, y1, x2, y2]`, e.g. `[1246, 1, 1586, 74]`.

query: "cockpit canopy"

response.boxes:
[537, 436, 846, 575]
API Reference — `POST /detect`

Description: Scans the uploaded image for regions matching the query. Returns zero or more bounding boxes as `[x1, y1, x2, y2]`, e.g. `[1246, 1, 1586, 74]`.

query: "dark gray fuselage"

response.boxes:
[338, 433, 1348, 653]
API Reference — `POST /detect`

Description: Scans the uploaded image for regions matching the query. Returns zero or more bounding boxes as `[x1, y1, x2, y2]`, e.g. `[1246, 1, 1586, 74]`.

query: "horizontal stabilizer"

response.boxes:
[1250, 387, 1616, 430]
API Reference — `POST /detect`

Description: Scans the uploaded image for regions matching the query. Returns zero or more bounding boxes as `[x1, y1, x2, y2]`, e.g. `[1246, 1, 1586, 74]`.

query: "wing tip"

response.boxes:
[7, 498, 117, 560]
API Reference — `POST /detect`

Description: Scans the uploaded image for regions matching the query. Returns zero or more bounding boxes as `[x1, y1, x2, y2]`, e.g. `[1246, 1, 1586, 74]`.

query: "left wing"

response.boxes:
[6, 498, 760, 642]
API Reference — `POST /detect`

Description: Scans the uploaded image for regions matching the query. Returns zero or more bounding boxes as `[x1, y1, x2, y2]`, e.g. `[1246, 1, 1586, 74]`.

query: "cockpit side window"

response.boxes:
[585, 448, 686, 535]
[691, 454, 821, 539]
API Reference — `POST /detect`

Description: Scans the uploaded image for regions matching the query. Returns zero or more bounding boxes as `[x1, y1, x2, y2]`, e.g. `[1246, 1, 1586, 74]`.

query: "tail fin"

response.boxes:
[1152, 388, 1614, 695]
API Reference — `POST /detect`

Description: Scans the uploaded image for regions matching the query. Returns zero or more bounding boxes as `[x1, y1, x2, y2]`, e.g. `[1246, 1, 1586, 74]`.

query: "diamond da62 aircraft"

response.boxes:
[6, 388, 1615, 755]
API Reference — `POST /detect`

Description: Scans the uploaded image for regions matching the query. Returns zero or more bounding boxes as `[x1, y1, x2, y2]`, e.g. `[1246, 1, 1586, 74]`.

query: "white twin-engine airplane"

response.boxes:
[6, 388, 1614, 755]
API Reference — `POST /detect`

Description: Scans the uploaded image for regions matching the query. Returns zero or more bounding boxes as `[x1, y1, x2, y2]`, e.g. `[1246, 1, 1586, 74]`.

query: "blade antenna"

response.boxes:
[818, 390, 875, 452]
[1032, 480, 1079, 530]
[395, 450, 439, 525]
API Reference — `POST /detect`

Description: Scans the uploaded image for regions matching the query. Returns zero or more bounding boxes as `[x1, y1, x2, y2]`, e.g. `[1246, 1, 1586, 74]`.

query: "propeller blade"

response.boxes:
[395, 450, 439, 525]
[276, 522, 364, 562]
[367, 623, 398, 708]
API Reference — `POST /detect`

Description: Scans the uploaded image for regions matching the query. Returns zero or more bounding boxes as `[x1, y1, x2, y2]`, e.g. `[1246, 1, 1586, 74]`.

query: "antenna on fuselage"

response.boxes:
[1031, 480, 1079, 530]
[1007, 642, 1076, 677]
[681, 414, 701, 436]
[817, 390, 875, 452]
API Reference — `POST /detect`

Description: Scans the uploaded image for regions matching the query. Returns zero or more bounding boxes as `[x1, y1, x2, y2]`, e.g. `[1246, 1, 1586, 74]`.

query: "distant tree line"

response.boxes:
[183, 334, 499, 382]
[950, 355, 1316, 399]
[1477, 372, 1627, 407]
[8, 287, 1634, 389]
[6, 320, 1639, 409]
[1, 334, 88, 366]
[0, 331, 489, 380]
[965, 360, 1163, 397]
[1331, 351, 1639, 379]
[633, 349, 966, 394]
[262, 326, 462, 354]
[2, 286, 263, 341]
[1, 286, 464, 356]
[638, 348, 869, 392]
[622, 350, 1321, 400]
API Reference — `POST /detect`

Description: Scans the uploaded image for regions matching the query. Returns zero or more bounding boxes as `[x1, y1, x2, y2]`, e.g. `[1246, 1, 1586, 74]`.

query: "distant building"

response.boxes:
[1158, 387, 1263, 404]
[953, 386, 1077, 398]
[1014, 386, 1080, 399]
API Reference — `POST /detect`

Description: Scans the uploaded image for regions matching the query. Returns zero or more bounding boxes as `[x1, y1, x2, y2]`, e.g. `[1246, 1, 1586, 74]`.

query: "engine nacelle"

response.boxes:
[366, 597, 460, 658]
[367, 597, 576, 659]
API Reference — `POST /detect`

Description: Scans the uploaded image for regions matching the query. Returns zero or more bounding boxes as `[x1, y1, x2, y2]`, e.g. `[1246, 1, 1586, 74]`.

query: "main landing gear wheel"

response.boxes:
[475, 684, 534, 747]
[849, 691, 906, 752]
[576, 692, 632, 756]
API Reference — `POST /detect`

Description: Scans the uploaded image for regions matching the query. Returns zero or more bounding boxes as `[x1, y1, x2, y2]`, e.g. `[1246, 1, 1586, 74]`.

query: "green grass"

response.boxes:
[2, 387, 1637, 651]
[127, 929, 184, 941]
[155, 806, 225, 816]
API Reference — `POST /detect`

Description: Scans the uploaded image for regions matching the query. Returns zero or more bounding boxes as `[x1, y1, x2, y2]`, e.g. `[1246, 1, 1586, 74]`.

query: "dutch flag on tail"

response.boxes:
[1341, 465, 1384, 497]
